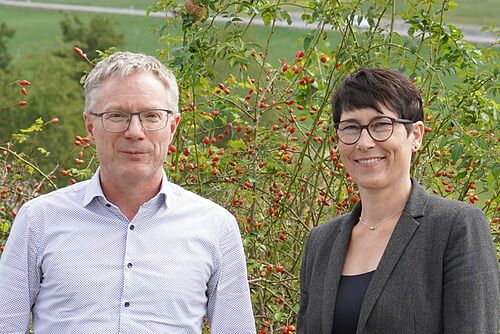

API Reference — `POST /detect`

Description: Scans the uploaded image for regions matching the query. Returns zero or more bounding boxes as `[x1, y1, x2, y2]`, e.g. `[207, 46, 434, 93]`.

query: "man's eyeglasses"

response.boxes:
[89, 109, 174, 132]
[335, 116, 415, 145]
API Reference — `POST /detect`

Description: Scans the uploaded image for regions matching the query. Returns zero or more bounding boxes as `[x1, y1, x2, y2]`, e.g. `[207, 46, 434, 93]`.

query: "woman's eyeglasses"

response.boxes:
[335, 116, 414, 145]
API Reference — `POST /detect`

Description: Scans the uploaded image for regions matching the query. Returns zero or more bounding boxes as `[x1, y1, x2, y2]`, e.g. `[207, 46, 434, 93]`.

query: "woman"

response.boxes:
[297, 68, 499, 333]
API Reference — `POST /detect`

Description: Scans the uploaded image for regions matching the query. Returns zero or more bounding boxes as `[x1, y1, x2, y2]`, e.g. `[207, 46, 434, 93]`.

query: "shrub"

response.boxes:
[1, 0, 498, 332]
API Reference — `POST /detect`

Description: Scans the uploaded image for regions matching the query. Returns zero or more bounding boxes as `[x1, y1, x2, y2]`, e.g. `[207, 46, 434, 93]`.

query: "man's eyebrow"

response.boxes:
[102, 106, 166, 112]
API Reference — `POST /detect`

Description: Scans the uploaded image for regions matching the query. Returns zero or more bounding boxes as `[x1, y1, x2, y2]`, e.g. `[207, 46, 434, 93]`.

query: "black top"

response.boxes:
[332, 271, 375, 334]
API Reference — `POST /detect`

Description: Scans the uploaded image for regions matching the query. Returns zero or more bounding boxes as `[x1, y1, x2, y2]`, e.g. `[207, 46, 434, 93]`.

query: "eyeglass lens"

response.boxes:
[337, 117, 395, 144]
[101, 110, 169, 132]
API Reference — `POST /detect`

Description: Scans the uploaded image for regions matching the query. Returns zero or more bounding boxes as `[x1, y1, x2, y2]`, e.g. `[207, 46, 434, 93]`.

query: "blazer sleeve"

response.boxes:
[297, 230, 313, 334]
[442, 205, 499, 333]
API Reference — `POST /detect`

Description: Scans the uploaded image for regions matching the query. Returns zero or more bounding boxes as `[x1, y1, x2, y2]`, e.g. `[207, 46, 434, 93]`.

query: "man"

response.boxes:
[0, 52, 256, 333]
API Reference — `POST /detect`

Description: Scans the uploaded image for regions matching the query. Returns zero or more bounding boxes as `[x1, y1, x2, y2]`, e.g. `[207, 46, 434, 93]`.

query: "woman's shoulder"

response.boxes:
[410, 180, 485, 220]
[412, 185, 489, 239]
[424, 190, 485, 218]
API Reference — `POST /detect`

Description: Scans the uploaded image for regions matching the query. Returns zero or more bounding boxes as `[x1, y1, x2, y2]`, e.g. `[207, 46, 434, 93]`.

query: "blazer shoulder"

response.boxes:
[417, 191, 490, 241]
[424, 192, 485, 219]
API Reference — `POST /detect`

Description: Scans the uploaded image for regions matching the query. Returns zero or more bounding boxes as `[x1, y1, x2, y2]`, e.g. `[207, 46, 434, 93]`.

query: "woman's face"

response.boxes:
[337, 105, 424, 193]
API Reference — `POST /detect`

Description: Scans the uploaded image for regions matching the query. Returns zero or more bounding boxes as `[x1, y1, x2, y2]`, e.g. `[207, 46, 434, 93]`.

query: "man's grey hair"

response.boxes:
[84, 52, 179, 113]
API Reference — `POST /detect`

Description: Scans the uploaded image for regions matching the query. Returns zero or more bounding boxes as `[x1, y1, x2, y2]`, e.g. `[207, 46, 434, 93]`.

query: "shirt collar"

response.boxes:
[83, 167, 172, 208]
[82, 167, 106, 207]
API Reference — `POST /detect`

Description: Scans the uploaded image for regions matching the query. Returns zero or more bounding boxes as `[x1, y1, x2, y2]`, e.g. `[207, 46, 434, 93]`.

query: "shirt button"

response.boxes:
[127, 263, 133, 268]
[124, 302, 130, 307]
[129, 225, 135, 230]
[105, 203, 111, 207]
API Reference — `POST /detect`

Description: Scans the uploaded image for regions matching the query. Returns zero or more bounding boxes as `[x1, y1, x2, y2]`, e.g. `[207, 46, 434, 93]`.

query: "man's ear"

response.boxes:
[411, 121, 425, 152]
[169, 113, 181, 141]
[83, 112, 95, 144]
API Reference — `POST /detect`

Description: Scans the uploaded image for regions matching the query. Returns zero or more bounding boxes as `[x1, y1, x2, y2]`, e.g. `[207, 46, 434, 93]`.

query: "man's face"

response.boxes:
[84, 72, 180, 186]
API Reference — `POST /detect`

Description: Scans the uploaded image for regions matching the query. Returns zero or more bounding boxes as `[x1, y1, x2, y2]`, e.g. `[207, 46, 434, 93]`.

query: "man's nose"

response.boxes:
[125, 114, 145, 138]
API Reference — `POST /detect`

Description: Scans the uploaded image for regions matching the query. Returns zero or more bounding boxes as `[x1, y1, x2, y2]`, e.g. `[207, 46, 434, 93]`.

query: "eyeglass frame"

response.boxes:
[334, 116, 415, 145]
[88, 109, 175, 132]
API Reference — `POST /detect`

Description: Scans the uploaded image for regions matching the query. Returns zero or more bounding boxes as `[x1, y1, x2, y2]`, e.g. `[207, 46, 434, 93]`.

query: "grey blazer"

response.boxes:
[297, 180, 499, 334]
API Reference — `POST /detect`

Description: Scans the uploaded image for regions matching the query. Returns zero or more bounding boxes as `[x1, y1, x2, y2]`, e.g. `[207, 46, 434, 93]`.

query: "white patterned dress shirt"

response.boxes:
[0, 170, 255, 333]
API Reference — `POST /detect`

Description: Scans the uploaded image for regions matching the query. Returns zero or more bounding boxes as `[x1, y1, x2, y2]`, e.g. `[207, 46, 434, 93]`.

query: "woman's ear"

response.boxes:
[411, 121, 425, 152]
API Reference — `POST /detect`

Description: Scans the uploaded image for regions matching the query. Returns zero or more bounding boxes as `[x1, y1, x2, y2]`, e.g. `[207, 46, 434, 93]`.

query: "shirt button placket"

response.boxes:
[121, 221, 135, 329]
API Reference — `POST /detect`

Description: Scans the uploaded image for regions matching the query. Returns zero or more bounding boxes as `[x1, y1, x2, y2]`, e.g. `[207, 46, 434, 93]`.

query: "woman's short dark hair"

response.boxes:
[331, 68, 424, 130]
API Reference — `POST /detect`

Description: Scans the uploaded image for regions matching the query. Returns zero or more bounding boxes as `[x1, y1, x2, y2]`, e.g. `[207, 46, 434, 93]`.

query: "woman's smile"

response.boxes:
[355, 157, 385, 165]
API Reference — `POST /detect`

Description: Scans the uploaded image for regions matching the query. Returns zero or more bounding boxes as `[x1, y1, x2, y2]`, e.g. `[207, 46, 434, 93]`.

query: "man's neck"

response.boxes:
[99, 172, 163, 221]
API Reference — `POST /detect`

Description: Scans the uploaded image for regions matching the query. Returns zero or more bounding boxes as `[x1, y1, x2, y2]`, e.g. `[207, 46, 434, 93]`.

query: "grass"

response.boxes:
[0, 4, 494, 93]
[0, 2, 496, 89]
[1, 0, 496, 63]
[391, 0, 499, 26]
[0, 7, 166, 58]
[7, 0, 154, 9]
[0, 6, 328, 66]
[5, 0, 500, 26]
[442, 0, 499, 26]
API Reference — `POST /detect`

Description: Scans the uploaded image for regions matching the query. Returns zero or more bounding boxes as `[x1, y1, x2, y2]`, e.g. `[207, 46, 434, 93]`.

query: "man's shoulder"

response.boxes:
[165, 180, 235, 219]
[22, 179, 91, 211]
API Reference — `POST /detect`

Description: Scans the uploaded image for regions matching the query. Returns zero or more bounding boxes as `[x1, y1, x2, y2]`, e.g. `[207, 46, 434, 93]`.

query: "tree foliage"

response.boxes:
[0, 23, 15, 70]
[147, 0, 499, 332]
[60, 15, 125, 59]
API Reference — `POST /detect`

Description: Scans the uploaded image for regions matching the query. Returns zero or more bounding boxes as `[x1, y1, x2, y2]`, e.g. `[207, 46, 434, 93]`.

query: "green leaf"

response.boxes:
[487, 171, 498, 187]
[491, 163, 500, 178]
[20, 118, 44, 133]
[11, 133, 29, 144]
[280, 10, 292, 25]
[0, 220, 11, 233]
[273, 312, 283, 322]
[199, 75, 210, 91]
[451, 143, 463, 162]
[447, 1, 458, 10]
[227, 139, 246, 150]
[480, 112, 490, 123]
[303, 34, 313, 51]
[37, 147, 51, 157]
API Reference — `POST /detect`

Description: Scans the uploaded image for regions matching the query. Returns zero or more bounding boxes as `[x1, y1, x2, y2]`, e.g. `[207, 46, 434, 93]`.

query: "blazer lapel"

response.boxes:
[321, 204, 361, 334]
[356, 180, 430, 332]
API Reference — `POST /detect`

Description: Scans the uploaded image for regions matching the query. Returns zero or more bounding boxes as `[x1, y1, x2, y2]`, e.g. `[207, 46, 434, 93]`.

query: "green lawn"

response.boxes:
[5, 0, 500, 26]
[0, 7, 165, 58]
[7, 0, 154, 9]
[0, 6, 322, 66]
[443, 0, 499, 26]
[392, 0, 499, 26]
[1, 0, 496, 63]
[0, 4, 494, 86]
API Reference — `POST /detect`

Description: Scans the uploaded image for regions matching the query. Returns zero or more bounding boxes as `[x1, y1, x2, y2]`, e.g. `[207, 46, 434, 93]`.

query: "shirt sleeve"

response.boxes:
[0, 204, 41, 334]
[206, 216, 256, 334]
[442, 206, 500, 333]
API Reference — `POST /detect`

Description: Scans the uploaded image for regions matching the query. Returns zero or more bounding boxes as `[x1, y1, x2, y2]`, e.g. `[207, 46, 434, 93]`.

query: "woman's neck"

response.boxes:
[358, 178, 412, 221]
